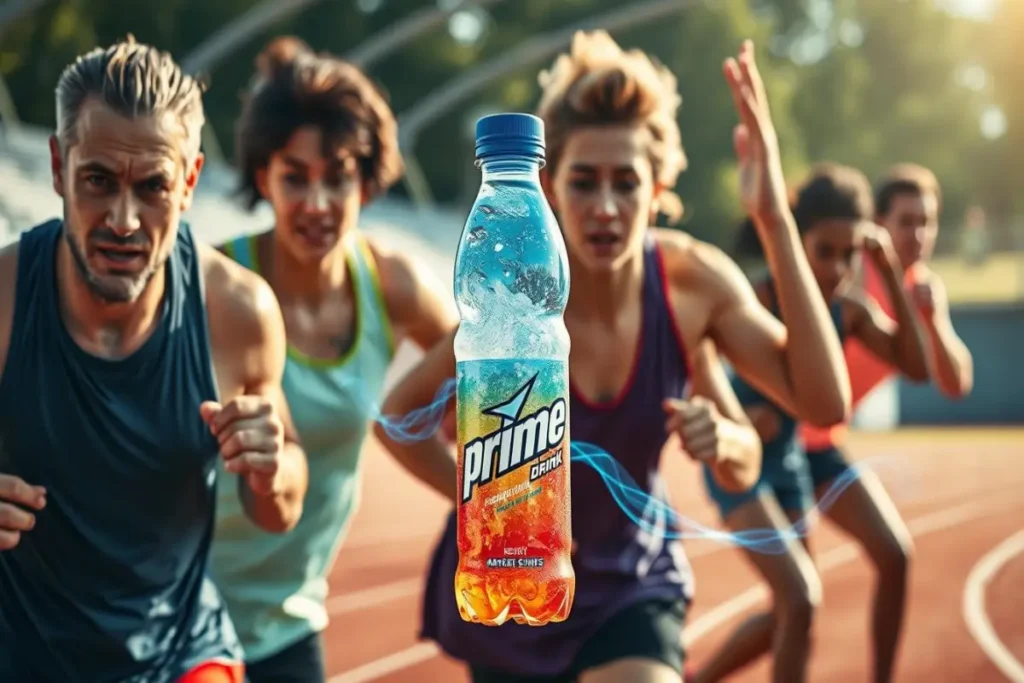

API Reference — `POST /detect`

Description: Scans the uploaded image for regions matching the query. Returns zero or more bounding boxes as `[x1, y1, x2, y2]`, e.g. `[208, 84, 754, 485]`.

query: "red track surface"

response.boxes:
[320, 427, 1024, 682]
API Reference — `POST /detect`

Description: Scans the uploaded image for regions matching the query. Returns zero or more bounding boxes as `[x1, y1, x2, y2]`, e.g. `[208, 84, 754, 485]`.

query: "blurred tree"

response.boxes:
[0, 0, 1015, 254]
[736, 0, 996, 259]
[981, 0, 1023, 229]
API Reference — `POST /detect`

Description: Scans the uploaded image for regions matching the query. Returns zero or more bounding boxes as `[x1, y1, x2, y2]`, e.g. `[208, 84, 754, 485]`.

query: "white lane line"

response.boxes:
[329, 643, 441, 683]
[327, 496, 1012, 681]
[327, 578, 423, 616]
[963, 530, 1024, 682]
[323, 482, 1022, 617]
[683, 497, 1010, 648]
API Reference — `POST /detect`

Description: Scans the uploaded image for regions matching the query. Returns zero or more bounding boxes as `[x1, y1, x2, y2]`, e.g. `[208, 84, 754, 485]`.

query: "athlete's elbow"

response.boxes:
[802, 394, 850, 429]
[904, 353, 931, 383]
[811, 369, 853, 427]
[261, 503, 304, 534]
[905, 364, 930, 383]
[245, 493, 304, 534]
[939, 375, 973, 400]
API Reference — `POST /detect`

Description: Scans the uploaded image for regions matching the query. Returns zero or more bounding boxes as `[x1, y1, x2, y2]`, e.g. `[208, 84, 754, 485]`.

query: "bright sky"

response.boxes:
[938, 0, 1000, 20]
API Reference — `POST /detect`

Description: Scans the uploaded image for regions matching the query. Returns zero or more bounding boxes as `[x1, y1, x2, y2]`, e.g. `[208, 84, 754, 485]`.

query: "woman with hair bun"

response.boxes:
[375, 31, 850, 682]
[207, 36, 458, 682]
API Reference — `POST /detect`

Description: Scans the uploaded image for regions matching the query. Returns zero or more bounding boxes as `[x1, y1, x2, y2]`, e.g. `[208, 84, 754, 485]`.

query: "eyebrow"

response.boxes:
[282, 155, 309, 169]
[77, 161, 117, 175]
[568, 163, 638, 174]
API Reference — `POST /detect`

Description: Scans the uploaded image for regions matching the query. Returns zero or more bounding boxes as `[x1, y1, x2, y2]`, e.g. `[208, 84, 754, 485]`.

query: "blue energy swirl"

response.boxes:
[356, 375, 898, 555]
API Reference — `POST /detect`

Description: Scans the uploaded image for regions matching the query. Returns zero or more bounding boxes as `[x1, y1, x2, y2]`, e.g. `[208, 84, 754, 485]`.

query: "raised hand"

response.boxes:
[723, 40, 788, 226]
[863, 224, 901, 273]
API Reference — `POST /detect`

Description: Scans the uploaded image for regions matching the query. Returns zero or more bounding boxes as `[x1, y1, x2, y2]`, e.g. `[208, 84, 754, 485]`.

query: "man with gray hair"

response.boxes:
[0, 36, 309, 682]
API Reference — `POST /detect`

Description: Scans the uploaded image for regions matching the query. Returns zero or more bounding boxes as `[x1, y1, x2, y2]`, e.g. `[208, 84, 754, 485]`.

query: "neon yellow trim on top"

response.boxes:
[247, 234, 363, 370]
[355, 237, 397, 358]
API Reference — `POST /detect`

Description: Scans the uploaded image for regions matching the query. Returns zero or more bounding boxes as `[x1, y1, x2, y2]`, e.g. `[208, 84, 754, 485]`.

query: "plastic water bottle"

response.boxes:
[452, 113, 575, 626]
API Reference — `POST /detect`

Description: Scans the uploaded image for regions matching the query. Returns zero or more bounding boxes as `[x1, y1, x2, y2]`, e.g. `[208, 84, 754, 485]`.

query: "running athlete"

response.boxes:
[794, 163, 974, 683]
[375, 33, 851, 683]
[842, 163, 974, 403]
[207, 37, 457, 683]
[695, 163, 929, 683]
[0, 38, 309, 683]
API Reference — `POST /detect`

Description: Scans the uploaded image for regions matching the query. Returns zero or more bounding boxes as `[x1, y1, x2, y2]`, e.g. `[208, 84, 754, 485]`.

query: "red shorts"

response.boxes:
[179, 661, 245, 683]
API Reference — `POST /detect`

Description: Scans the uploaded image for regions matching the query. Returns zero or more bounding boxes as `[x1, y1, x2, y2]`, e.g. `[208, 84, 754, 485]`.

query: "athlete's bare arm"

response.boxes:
[374, 330, 459, 504]
[0, 242, 17, 386]
[203, 245, 309, 533]
[0, 242, 47, 552]
[707, 41, 850, 427]
[911, 269, 973, 398]
[676, 339, 762, 493]
[841, 228, 929, 382]
[657, 231, 847, 428]
[368, 240, 459, 352]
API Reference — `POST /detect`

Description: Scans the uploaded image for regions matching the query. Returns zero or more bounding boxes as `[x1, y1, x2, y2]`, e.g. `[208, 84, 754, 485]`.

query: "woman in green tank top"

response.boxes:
[207, 37, 457, 683]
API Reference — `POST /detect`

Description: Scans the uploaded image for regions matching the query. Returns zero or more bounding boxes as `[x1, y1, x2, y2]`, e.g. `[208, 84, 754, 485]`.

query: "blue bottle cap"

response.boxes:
[474, 113, 545, 161]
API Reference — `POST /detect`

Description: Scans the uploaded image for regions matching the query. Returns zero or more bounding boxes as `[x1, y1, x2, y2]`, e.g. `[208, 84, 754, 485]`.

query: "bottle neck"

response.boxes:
[479, 155, 544, 184]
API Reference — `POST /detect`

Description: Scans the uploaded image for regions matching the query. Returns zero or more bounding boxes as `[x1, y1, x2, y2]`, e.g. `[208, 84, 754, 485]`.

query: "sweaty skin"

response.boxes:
[0, 240, 308, 539]
[0, 99, 307, 546]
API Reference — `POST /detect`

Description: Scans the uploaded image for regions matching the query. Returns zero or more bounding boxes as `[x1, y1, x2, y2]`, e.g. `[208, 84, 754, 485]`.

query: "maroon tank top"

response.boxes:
[420, 237, 694, 676]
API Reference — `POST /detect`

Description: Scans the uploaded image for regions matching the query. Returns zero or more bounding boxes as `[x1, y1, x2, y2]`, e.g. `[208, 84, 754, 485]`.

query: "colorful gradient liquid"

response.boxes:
[454, 115, 573, 626]
[455, 359, 574, 626]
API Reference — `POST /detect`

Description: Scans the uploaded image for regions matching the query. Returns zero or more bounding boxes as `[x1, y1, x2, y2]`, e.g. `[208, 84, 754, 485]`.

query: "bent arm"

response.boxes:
[919, 276, 973, 398]
[238, 379, 308, 533]
[205, 249, 309, 532]
[687, 340, 762, 493]
[923, 314, 973, 398]
[842, 292, 928, 383]
[0, 243, 18, 385]
[374, 330, 459, 504]
[853, 249, 929, 381]
[694, 234, 850, 427]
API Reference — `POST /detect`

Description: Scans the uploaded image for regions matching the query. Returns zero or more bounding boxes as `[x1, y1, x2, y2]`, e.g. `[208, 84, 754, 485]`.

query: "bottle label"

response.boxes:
[456, 358, 571, 570]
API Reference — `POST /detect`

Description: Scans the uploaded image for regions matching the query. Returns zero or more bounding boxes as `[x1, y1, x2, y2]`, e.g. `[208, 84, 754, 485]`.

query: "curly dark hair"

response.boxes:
[235, 36, 404, 210]
[792, 162, 874, 235]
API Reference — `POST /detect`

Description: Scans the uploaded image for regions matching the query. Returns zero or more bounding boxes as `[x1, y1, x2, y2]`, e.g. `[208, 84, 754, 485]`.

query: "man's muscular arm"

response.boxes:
[0, 242, 18, 386]
[202, 246, 308, 533]
[0, 242, 48, 552]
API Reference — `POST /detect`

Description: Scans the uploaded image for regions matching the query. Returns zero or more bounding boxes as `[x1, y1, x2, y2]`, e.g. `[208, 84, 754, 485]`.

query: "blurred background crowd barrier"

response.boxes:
[2, 0, 1021, 424]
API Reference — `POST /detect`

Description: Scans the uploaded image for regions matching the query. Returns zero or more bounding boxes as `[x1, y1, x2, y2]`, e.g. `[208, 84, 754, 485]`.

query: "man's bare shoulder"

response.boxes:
[0, 241, 21, 381]
[199, 243, 285, 359]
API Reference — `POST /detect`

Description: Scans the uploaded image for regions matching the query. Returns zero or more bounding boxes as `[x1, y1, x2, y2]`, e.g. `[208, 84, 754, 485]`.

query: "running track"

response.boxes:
[318, 417, 1024, 682]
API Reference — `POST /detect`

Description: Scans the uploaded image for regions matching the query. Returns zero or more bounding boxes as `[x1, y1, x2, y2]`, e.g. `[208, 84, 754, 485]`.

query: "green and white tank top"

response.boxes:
[209, 231, 395, 661]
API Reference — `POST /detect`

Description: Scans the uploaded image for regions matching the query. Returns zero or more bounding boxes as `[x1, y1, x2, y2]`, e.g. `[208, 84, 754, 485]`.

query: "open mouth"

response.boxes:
[296, 225, 338, 250]
[93, 243, 147, 269]
[585, 231, 623, 256]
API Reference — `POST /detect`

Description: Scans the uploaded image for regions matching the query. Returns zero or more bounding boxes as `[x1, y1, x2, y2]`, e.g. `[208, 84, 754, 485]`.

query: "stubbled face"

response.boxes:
[546, 125, 658, 274]
[877, 190, 938, 269]
[802, 218, 868, 299]
[50, 98, 202, 303]
[257, 125, 363, 264]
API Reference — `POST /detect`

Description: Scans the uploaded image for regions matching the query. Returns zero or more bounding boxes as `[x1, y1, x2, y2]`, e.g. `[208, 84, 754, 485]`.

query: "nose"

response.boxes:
[107, 192, 141, 236]
[304, 182, 330, 215]
[592, 183, 619, 222]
